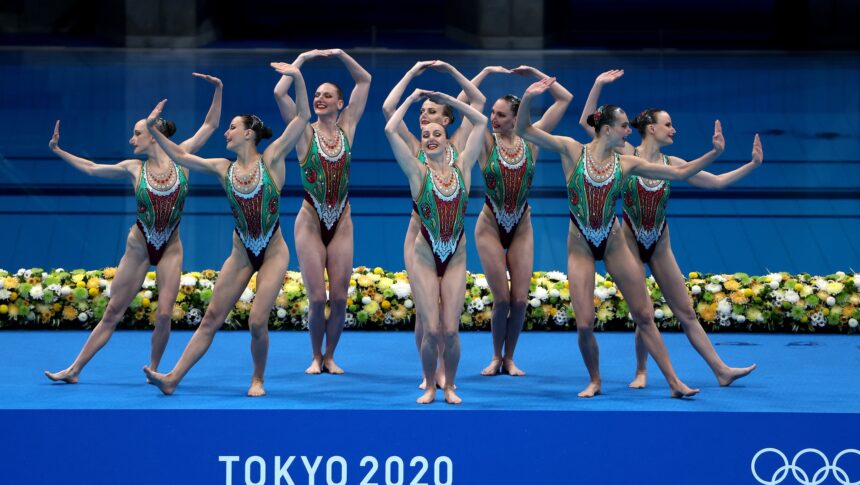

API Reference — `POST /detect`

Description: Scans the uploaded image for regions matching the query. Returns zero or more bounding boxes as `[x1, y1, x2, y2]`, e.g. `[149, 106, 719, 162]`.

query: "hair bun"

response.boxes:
[586, 114, 597, 127]
[261, 126, 273, 140]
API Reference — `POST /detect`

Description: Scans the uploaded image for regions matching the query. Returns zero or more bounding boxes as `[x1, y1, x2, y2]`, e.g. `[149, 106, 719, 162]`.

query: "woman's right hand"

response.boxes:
[595, 69, 624, 86]
[712, 120, 725, 154]
[410, 60, 437, 76]
[147, 99, 167, 128]
[49, 120, 60, 150]
[524, 77, 556, 98]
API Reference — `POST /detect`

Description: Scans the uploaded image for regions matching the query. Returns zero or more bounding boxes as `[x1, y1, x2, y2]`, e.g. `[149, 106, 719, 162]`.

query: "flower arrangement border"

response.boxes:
[1, 267, 858, 333]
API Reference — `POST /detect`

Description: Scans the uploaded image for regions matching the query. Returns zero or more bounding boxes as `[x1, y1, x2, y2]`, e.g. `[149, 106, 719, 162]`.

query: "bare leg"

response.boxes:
[150, 236, 183, 373]
[502, 215, 534, 376]
[409, 251, 442, 404]
[45, 228, 150, 383]
[474, 211, 508, 376]
[439, 249, 467, 404]
[295, 206, 326, 374]
[144, 239, 255, 395]
[322, 211, 354, 374]
[245, 236, 289, 397]
[567, 229, 600, 398]
[604, 228, 698, 399]
[405, 215, 429, 388]
[650, 229, 756, 386]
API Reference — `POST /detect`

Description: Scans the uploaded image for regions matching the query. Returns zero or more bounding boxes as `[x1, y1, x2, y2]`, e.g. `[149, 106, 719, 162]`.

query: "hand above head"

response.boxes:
[410, 60, 437, 76]
[751, 134, 763, 166]
[410, 88, 434, 100]
[147, 99, 168, 128]
[49, 120, 60, 150]
[298, 49, 327, 61]
[270, 62, 299, 76]
[428, 60, 454, 73]
[524, 77, 556, 97]
[712, 120, 725, 153]
[321, 48, 344, 57]
[484, 65, 513, 75]
[511, 65, 539, 76]
[595, 69, 624, 85]
[191, 72, 223, 88]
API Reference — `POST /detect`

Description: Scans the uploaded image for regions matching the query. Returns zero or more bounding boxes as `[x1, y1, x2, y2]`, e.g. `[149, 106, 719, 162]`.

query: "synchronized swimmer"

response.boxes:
[44, 51, 762, 404]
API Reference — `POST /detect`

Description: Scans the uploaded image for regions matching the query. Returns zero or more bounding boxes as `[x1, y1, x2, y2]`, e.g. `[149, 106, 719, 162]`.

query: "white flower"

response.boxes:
[608, 287, 617, 296]
[784, 290, 799, 304]
[29, 285, 44, 300]
[473, 299, 485, 311]
[769, 280, 780, 290]
[186, 308, 202, 325]
[104, 283, 112, 298]
[546, 271, 566, 281]
[42, 272, 48, 279]
[594, 286, 610, 302]
[719, 315, 731, 326]
[142, 277, 156, 289]
[691, 285, 701, 295]
[0, 289, 10, 300]
[180, 275, 197, 287]
[553, 311, 569, 325]
[836, 271, 846, 278]
[198, 278, 213, 289]
[529, 298, 540, 308]
[143, 290, 153, 299]
[826, 296, 836, 306]
[482, 295, 492, 304]
[733, 314, 746, 323]
[474, 276, 489, 289]
[854, 275, 860, 290]
[78, 312, 89, 322]
[654, 309, 665, 319]
[239, 288, 255, 303]
[810, 311, 826, 326]
[0, 279, 4, 289]
[55, 268, 65, 273]
[530, 286, 549, 301]
[404, 299, 414, 309]
[772, 290, 785, 304]
[814, 279, 828, 291]
[27, 312, 35, 321]
[549, 289, 560, 298]
[391, 281, 412, 299]
[344, 313, 356, 328]
[347, 285, 356, 297]
[361, 296, 372, 305]
[369, 273, 381, 282]
[47, 284, 61, 293]
[717, 299, 732, 316]
[276, 308, 287, 319]
[705, 283, 722, 293]
[16, 268, 26, 277]
[849, 318, 858, 329]
[766, 273, 783, 284]
[99, 278, 108, 288]
[60, 286, 71, 296]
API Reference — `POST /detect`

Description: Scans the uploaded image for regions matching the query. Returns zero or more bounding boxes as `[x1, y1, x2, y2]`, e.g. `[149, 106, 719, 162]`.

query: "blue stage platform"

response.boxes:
[3, 331, 859, 483]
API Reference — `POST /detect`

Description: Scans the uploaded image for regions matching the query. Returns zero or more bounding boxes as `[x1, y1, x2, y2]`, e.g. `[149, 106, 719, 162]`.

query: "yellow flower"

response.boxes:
[202, 269, 216, 279]
[826, 282, 844, 295]
[381, 300, 391, 310]
[564, 281, 570, 289]
[4, 277, 19, 289]
[76, 281, 86, 289]
[176, 293, 186, 302]
[88, 288, 99, 297]
[724, 280, 741, 291]
[141, 297, 151, 308]
[146, 272, 156, 280]
[0, 304, 7, 314]
[730, 291, 749, 305]
[689, 272, 699, 279]
[71, 274, 84, 284]
[373, 267, 384, 275]
[27, 276, 40, 285]
[603, 280, 613, 288]
[182, 285, 194, 295]
[346, 298, 353, 307]
[697, 302, 716, 322]
[8, 305, 19, 318]
[363, 301, 379, 314]
[794, 283, 804, 291]
[849, 294, 860, 306]
[172, 304, 185, 321]
[52, 303, 62, 311]
[9, 292, 17, 302]
[373, 293, 384, 303]
[103, 267, 117, 279]
[549, 307, 558, 316]
[743, 288, 753, 297]
[62, 306, 78, 320]
[357, 275, 373, 288]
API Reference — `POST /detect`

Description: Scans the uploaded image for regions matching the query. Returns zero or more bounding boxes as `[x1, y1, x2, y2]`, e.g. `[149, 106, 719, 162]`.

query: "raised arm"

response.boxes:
[273, 50, 323, 122]
[455, 66, 510, 104]
[264, 62, 312, 165]
[683, 134, 763, 189]
[426, 91, 487, 174]
[48, 120, 135, 180]
[430, 61, 487, 144]
[625, 120, 725, 181]
[381, 61, 436, 148]
[327, 49, 372, 140]
[177, 73, 223, 153]
[578, 69, 624, 138]
[146, 101, 228, 176]
[384, 89, 426, 190]
[512, 66, 573, 134]
[515, 78, 575, 156]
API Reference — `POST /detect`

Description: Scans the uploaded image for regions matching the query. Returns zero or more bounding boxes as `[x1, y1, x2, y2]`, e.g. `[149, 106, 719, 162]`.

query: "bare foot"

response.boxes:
[305, 357, 323, 375]
[417, 388, 436, 404]
[717, 364, 757, 387]
[145, 364, 158, 384]
[434, 369, 447, 389]
[143, 366, 176, 395]
[419, 378, 427, 390]
[44, 368, 79, 384]
[323, 357, 344, 375]
[628, 371, 647, 389]
[577, 381, 602, 398]
[481, 358, 503, 376]
[247, 377, 266, 397]
[503, 359, 526, 376]
[670, 382, 700, 399]
[443, 387, 462, 405]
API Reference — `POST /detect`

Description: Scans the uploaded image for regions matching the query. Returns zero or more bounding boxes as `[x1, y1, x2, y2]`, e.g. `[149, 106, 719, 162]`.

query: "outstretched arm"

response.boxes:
[329, 49, 372, 140]
[265, 62, 312, 165]
[431, 61, 487, 144]
[684, 134, 763, 188]
[48, 120, 134, 179]
[178, 73, 223, 153]
[513, 66, 573, 134]
[427, 91, 487, 173]
[382, 61, 436, 148]
[455, 65, 510, 104]
[146, 101, 228, 176]
[578, 69, 623, 138]
[515, 78, 574, 156]
[384, 89, 426, 188]
[625, 120, 725, 180]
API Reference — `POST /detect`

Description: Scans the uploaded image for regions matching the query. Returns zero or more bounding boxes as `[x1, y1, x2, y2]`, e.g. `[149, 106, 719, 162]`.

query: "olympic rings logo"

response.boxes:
[751, 448, 860, 485]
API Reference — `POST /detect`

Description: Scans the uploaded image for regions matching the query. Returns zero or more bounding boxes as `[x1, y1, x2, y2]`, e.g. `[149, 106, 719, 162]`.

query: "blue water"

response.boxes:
[1, 49, 858, 274]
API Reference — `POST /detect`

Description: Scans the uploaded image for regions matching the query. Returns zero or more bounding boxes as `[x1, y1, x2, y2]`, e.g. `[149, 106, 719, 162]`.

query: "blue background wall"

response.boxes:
[1, 49, 858, 274]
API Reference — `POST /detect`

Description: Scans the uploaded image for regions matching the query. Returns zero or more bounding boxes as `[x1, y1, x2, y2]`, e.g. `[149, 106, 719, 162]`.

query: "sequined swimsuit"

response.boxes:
[622, 149, 671, 263]
[482, 134, 535, 250]
[412, 143, 458, 215]
[301, 125, 351, 246]
[414, 165, 468, 277]
[135, 160, 188, 265]
[566, 146, 623, 260]
[226, 159, 281, 271]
